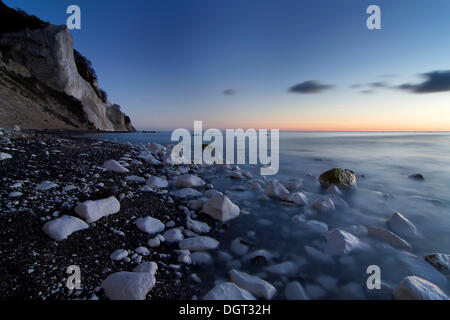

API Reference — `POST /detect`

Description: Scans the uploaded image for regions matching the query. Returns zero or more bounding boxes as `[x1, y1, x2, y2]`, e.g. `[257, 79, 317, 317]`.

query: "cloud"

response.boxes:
[222, 89, 236, 96]
[288, 81, 334, 94]
[398, 70, 450, 93]
[368, 82, 389, 88]
[360, 90, 374, 94]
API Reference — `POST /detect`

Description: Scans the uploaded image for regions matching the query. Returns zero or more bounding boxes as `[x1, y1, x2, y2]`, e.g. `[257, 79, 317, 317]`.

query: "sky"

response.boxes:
[5, 0, 450, 131]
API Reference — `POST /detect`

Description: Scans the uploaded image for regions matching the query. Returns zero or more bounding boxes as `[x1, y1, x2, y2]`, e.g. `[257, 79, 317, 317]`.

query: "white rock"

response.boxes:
[264, 180, 289, 198]
[203, 282, 256, 300]
[325, 229, 364, 255]
[110, 249, 128, 261]
[179, 236, 219, 251]
[135, 217, 165, 235]
[265, 261, 298, 277]
[174, 188, 203, 198]
[191, 252, 214, 265]
[75, 196, 120, 223]
[176, 174, 205, 188]
[102, 271, 155, 300]
[102, 160, 129, 173]
[146, 176, 168, 188]
[230, 238, 250, 256]
[229, 269, 277, 300]
[163, 228, 184, 243]
[135, 246, 150, 256]
[202, 194, 240, 222]
[285, 281, 309, 300]
[186, 217, 211, 234]
[387, 212, 418, 238]
[394, 276, 449, 300]
[367, 226, 412, 250]
[0, 152, 12, 160]
[133, 261, 158, 276]
[36, 181, 59, 191]
[282, 192, 308, 206]
[42, 215, 88, 241]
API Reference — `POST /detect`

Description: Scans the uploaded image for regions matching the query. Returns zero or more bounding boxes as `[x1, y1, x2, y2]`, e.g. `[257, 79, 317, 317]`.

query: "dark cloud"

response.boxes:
[222, 89, 236, 96]
[288, 81, 334, 94]
[368, 82, 389, 88]
[397, 70, 450, 93]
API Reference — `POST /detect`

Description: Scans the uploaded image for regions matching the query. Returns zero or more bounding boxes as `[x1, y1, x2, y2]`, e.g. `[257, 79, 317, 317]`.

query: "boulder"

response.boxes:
[163, 228, 184, 243]
[135, 217, 165, 235]
[285, 281, 309, 300]
[367, 226, 412, 250]
[42, 215, 88, 241]
[75, 196, 120, 223]
[146, 176, 168, 189]
[312, 196, 336, 213]
[282, 192, 308, 206]
[202, 194, 240, 222]
[319, 168, 357, 189]
[264, 180, 289, 198]
[394, 276, 449, 300]
[229, 269, 277, 300]
[325, 229, 364, 255]
[203, 282, 256, 300]
[387, 212, 418, 238]
[102, 271, 156, 300]
[102, 160, 129, 173]
[179, 236, 219, 251]
[175, 174, 205, 188]
[133, 261, 158, 276]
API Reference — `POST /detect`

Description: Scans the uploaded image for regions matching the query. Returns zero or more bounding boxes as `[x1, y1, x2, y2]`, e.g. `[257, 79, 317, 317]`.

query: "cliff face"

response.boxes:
[0, 3, 135, 131]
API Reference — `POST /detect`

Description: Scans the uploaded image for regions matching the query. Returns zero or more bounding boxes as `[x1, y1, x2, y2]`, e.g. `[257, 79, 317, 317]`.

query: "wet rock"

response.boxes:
[186, 216, 211, 234]
[75, 196, 120, 223]
[102, 271, 156, 300]
[179, 236, 219, 251]
[229, 269, 277, 300]
[312, 196, 336, 213]
[325, 229, 364, 255]
[394, 276, 448, 300]
[367, 226, 412, 251]
[408, 173, 424, 181]
[387, 212, 418, 238]
[203, 189, 222, 198]
[284, 178, 302, 191]
[102, 159, 129, 173]
[282, 192, 308, 206]
[202, 194, 240, 222]
[175, 174, 205, 188]
[319, 168, 357, 189]
[285, 281, 309, 300]
[146, 176, 168, 189]
[203, 282, 256, 300]
[399, 252, 448, 288]
[305, 220, 328, 234]
[424, 253, 450, 275]
[43, 215, 88, 241]
[264, 179, 289, 198]
[135, 216, 165, 235]
[174, 188, 203, 198]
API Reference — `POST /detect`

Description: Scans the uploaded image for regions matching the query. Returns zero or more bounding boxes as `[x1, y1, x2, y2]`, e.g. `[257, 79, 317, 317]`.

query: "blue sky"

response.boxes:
[5, 0, 450, 130]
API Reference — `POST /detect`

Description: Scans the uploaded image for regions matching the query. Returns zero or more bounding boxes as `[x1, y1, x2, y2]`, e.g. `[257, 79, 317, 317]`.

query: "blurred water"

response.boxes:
[82, 131, 450, 299]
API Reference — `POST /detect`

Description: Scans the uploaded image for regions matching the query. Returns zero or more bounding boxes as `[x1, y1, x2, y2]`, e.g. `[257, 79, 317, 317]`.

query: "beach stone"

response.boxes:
[424, 253, 450, 275]
[43, 215, 88, 241]
[325, 229, 363, 255]
[230, 171, 243, 179]
[306, 220, 328, 234]
[229, 269, 277, 300]
[135, 217, 165, 235]
[147, 236, 161, 247]
[202, 194, 240, 222]
[203, 282, 256, 300]
[176, 174, 205, 188]
[394, 276, 449, 300]
[319, 168, 357, 189]
[110, 249, 129, 261]
[135, 246, 150, 256]
[75, 196, 120, 223]
[103, 159, 129, 173]
[282, 192, 308, 206]
[133, 261, 158, 276]
[102, 271, 156, 300]
[265, 261, 298, 277]
[230, 238, 250, 256]
[204, 189, 222, 198]
[163, 228, 184, 243]
[284, 178, 302, 191]
[0, 152, 12, 160]
[179, 236, 219, 251]
[190, 252, 214, 265]
[285, 281, 309, 300]
[146, 176, 168, 188]
[126, 175, 145, 183]
[312, 196, 336, 213]
[387, 212, 418, 238]
[186, 216, 211, 234]
[174, 188, 203, 198]
[36, 181, 59, 191]
[264, 179, 289, 198]
[367, 226, 412, 250]
[8, 191, 23, 198]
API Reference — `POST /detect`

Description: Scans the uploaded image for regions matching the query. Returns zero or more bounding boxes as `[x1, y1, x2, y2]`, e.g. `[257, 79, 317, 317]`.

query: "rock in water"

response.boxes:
[179, 236, 219, 251]
[282, 192, 308, 206]
[203, 282, 256, 300]
[424, 253, 450, 275]
[265, 261, 298, 277]
[174, 188, 203, 198]
[319, 168, 357, 189]
[367, 226, 412, 251]
[312, 196, 336, 213]
[408, 173, 425, 181]
[394, 276, 449, 300]
[102, 272, 156, 300]
[75, 196, 120, 223]
[325, 229, 363, 255]
[202, 194, 240, 222]
[387, 212, 418, 238]
[264, 180, 289, 198]
[0, 152, 12, 161]
[186, 217, 211, 234]
[42, 215, 88, 241]
[285, 281, 309, 300]
[175, 174, 205, 188]
[229, 269, 277, 300]
[146, 176, 168, 189]
[135, 217, 165, 235]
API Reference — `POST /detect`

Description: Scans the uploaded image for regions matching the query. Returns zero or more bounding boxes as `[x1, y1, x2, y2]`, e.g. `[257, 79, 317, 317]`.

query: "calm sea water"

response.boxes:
[81, 131, 450, 299]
